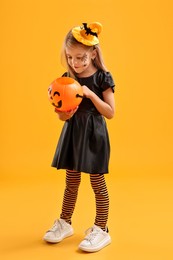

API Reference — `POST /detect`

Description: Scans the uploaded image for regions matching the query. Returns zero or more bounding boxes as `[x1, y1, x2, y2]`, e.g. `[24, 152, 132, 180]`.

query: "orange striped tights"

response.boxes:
[60, 170, 109, 231]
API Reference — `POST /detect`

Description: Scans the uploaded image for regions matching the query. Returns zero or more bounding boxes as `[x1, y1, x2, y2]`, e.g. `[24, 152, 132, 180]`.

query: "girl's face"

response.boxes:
[65, 44, 96, 76]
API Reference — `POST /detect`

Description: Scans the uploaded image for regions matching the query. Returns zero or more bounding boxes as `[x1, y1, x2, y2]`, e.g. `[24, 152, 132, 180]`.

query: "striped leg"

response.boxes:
[90, 174, 109, 231]
[60, 170, 81, 224]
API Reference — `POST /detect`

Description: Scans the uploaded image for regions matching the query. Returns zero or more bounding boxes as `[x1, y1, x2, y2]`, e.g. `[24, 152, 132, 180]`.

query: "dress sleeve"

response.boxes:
[100, 71, 115, 93]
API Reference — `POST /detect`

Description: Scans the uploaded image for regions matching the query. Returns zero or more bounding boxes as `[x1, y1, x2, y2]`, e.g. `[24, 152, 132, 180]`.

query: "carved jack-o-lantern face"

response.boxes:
[48, 77, 83, 111]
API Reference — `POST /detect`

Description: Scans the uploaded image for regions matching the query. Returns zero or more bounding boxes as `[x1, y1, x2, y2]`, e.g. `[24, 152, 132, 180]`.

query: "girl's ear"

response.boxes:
[91, 48, 97, 60]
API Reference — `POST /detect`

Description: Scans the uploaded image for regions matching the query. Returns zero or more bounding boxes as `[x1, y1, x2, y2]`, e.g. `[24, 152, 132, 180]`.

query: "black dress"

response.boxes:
[51, 69, 115, 174]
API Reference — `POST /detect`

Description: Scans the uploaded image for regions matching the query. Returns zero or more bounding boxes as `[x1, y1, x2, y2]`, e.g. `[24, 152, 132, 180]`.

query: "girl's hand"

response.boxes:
[82, 85, 93, 98]
[55, 106, 78, 121]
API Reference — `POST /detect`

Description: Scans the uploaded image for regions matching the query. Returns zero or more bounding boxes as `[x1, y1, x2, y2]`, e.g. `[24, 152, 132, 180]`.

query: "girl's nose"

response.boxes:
[73, 58, 78, 65]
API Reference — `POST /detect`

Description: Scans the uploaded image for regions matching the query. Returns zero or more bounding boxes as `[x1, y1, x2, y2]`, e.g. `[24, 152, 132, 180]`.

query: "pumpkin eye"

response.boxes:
[48, 87, 52, 94]
[54, 91, 60, 96]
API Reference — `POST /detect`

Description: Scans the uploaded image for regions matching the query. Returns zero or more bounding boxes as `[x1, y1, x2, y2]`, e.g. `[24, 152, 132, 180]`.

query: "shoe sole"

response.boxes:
[43, 230, 74, 243]
[78, 236, 111, 252]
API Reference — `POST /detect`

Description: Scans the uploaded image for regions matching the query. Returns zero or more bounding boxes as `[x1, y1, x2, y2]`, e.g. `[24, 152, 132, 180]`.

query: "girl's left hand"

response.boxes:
[82, 85, 93, 98]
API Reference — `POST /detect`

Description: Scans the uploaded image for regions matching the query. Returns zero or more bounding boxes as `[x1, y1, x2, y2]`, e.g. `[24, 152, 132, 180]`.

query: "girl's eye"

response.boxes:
[81, 54, 87, 62]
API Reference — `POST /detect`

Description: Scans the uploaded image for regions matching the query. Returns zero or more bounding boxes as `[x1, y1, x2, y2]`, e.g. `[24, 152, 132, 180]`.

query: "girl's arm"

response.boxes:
[82, 85, 115, 119]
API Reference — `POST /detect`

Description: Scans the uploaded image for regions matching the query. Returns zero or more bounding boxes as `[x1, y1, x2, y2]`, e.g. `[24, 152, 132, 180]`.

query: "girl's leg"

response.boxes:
[60, 170, 81, 224]
[90, 173, 109, 231]
[78, 174, 111, 252]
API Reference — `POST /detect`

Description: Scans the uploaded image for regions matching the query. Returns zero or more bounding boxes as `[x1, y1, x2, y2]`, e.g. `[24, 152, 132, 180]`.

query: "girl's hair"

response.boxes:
[61, 30, 108, 78]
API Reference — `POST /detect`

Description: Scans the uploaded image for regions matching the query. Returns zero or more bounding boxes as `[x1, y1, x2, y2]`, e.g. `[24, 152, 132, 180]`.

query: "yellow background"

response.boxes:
[0, 0, 173, 259]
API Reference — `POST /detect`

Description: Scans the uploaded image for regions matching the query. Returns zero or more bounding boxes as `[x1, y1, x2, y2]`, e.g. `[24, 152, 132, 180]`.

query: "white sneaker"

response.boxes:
[43, 219, 74, 243]
[78, 225, 111, 252]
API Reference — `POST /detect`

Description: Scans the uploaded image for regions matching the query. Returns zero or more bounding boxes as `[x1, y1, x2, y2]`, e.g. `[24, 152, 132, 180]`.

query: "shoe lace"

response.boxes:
[49, 220, 62, 232]
[84, 226, 101, 242]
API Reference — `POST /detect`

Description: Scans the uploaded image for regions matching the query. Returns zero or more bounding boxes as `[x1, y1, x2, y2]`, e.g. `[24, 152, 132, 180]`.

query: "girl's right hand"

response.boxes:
[55, 106, 78, 121]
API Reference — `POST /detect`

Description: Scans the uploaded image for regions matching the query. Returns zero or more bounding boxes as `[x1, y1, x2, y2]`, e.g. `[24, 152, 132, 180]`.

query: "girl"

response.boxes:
[43, 22, 115, 252]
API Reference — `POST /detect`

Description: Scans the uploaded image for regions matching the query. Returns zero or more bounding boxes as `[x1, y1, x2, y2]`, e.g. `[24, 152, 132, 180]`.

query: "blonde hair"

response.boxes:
[61, 30, 108, 79]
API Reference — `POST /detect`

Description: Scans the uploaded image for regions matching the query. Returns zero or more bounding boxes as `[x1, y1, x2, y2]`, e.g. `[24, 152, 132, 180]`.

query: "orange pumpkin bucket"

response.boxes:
[48, 77, 83, 111]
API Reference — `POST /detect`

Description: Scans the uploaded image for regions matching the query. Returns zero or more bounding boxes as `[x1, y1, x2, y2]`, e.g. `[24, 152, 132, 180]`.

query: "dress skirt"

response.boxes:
[51, 110, 110, 174]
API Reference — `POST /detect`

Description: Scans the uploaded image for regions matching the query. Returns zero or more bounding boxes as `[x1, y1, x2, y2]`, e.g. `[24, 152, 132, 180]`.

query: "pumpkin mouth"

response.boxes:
[53, 100, 62, 108]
